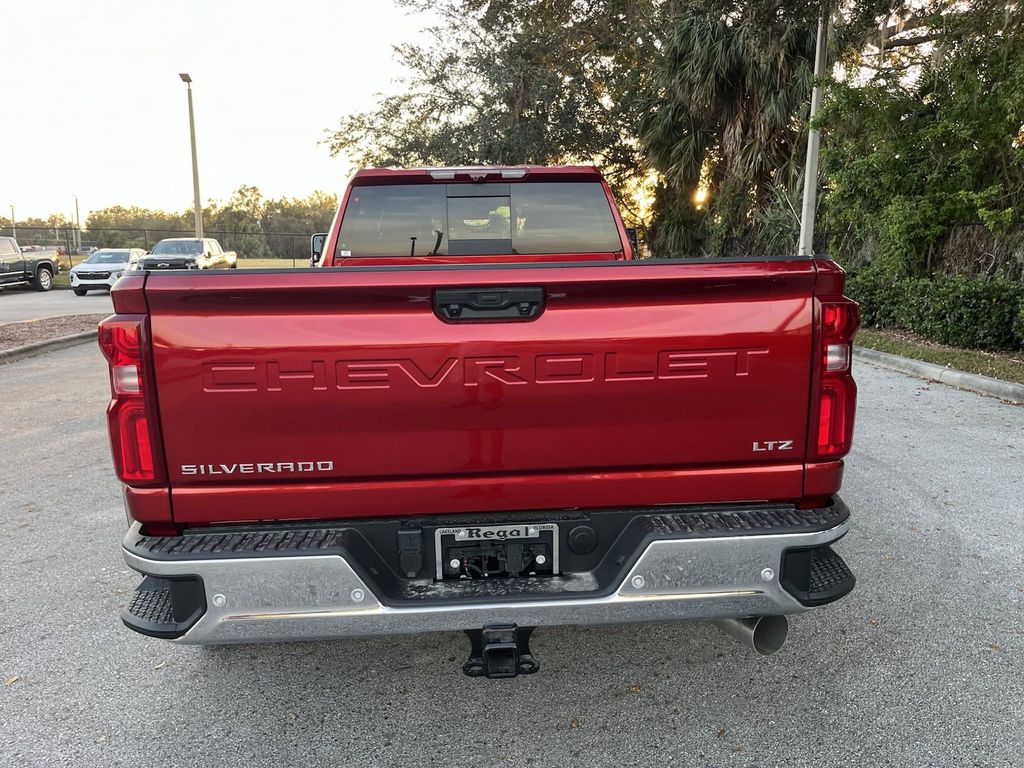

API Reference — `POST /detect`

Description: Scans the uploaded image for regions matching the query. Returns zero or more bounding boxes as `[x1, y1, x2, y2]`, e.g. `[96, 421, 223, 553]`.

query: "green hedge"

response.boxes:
[845, 269, 1024, 351]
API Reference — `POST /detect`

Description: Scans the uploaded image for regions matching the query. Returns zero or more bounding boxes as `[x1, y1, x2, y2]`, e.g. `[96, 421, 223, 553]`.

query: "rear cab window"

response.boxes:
[335, 182, 622, 259]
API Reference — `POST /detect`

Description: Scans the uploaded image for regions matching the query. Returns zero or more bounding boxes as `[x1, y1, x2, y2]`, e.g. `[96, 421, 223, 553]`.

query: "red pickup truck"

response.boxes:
[101, 166, 857, 678]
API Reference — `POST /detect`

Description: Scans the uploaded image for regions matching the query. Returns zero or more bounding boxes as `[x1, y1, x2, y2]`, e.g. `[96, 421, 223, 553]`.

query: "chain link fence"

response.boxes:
[9, 223, 1019, 278]
[0, 226, 313, 269]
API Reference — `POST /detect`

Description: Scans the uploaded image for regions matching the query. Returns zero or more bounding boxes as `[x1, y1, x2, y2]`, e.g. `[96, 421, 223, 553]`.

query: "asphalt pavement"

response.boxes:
[0, 286, 112, 324]
[1, 343, 1021, 767]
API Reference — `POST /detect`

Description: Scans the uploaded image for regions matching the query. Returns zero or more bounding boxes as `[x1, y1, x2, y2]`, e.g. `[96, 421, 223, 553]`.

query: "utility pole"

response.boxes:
[9, 205, 14, 240]
[179, 73, 204, 239]
[797, 12, 830, 256]
[73, 195, 81, 253]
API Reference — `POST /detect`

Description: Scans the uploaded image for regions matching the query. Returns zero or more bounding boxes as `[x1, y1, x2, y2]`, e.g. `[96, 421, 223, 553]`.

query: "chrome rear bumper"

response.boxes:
[121, 513, 852, 645]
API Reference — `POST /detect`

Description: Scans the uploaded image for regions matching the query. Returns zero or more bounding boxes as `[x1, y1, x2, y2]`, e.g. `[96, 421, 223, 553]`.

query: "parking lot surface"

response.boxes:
[0, 287, 112, 325]
[1, 343, 1022, 767]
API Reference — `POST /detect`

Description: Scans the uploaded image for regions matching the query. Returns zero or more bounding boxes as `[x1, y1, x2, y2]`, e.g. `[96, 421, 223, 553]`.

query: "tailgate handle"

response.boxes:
[434, 287, 545, 322]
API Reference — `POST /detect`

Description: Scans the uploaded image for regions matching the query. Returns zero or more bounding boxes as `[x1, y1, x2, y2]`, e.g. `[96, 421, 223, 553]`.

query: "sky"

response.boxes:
[3, 0, 430, 222]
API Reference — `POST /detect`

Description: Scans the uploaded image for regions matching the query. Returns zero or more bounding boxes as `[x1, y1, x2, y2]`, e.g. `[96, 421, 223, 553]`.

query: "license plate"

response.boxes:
[434, 523, 559, 579]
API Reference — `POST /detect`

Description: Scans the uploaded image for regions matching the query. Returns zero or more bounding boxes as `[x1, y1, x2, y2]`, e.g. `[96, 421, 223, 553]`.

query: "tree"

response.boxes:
[208, 186, 272, 259]
[85, 206, 189, 247]
[640, 1, 820, 256]
[262, 191, 338, 263]
[324, 0, 827, 254]
[2, 213, 74, 247]
[820, 1, 1024, 276]
[84, 188, 340, 260]
[325, 0, 651, 200]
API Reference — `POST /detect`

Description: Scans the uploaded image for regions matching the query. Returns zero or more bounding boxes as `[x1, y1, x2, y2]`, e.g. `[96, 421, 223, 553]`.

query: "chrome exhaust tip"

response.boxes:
[713, 616, 789, 656]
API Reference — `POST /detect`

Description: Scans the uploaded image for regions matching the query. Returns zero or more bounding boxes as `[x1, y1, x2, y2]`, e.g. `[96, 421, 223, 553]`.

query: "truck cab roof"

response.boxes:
[350, 165, 604, 185]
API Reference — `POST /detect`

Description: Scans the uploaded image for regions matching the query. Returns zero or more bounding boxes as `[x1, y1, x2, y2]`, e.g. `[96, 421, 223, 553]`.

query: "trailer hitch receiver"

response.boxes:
[463, 624, 540, 679]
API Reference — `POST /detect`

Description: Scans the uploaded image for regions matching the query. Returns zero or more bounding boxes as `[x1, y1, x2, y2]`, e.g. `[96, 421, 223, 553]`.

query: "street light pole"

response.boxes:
[73, 194, 81, 253]
[9, 205, 14, 240]
[179, 73, 204, 239]
[797, 13, 830, 257]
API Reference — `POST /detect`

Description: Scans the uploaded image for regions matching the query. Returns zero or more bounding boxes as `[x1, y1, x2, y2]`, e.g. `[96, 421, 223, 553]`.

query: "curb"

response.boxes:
[0, 329, 97, 365]
[854, 346, 1024, 405]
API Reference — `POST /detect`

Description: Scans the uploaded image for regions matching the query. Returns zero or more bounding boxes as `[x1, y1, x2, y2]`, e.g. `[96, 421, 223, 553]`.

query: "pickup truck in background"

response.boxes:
[102, 166, 858, 678]
[135, 237, 237, 270]
[0, 236, 59, 290]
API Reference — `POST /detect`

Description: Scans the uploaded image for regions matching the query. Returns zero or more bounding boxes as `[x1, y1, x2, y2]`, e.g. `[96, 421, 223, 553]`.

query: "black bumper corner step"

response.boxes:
[781, 545, 855, 607]
[122, 575, 206, 639]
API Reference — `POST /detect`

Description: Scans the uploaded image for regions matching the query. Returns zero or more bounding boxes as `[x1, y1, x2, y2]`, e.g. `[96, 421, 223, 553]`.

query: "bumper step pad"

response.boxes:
[127, 578, 174, 625]
[809, 547, 855, 597]
[122, 575, 206, 639]
[127, 502, 850, 562]
[781, 545, 855, 607]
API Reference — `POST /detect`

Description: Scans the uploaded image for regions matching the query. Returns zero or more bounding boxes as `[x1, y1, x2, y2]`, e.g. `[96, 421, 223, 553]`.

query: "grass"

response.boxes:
[856, 328, 1024, 386]
[49, 254, 86, 289]
[235, 258, 303, 269]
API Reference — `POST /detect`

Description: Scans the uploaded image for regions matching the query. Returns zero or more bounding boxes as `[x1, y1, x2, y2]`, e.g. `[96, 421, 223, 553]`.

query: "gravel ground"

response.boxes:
[0, 344, 1022, 768]
[0, 287, 112, 325]
[0, 315, 106, 350]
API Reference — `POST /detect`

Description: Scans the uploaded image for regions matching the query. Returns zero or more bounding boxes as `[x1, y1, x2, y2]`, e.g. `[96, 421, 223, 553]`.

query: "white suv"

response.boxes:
[69, 249, 146, 295]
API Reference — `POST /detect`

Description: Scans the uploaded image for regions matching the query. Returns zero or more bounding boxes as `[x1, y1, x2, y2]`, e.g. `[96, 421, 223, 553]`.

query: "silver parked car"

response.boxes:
[69, 248, 147, 295]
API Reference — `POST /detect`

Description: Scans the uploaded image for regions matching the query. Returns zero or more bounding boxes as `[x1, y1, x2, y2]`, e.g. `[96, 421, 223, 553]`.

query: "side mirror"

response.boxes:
[625, 227, 640, 256]
[310, 233, 328, 266]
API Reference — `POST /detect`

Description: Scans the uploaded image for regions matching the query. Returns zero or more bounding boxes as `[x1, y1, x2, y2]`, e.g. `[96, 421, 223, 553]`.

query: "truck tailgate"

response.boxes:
[145, 260, 818, 524]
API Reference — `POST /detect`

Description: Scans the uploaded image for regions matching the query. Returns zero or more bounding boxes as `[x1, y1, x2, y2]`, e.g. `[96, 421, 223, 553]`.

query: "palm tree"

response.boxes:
[640, 2, 818, 256]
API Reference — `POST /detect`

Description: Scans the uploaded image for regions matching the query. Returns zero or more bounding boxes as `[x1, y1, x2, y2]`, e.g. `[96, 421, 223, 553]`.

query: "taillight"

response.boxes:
[811, 299, 859, 459]
[99, 316, 163, 485]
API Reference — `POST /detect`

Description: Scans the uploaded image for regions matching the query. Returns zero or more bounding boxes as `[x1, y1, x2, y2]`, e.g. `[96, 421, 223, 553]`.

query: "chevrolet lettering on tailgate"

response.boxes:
[200, 348, 771, 393]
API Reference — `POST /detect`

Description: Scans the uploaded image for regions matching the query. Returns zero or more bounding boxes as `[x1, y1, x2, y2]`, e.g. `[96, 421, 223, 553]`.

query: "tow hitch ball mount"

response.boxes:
[463, 624, 540, 679]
